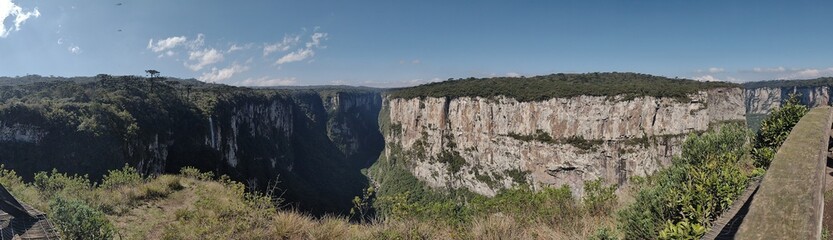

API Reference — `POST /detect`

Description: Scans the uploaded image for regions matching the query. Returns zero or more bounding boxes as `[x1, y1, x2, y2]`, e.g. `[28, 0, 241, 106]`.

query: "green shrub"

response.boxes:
[657, 220, 706, 240]
[618, 124, 752, 239]
[583, 179, 618, 215]
[50, 196, 115, 240]
[180, 166, 214, 181]
[33, 169, 92, 199]
[752, 93, 808, 168]
[101, 165, 142, 189]
[589, 226, 618, 240]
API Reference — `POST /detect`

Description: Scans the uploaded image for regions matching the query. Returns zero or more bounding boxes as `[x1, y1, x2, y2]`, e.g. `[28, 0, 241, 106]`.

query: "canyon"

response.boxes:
[0, 75, 830, 214]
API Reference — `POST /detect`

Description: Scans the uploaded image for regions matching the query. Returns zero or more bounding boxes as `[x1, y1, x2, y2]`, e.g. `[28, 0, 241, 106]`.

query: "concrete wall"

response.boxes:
[736, 107, 832, 239]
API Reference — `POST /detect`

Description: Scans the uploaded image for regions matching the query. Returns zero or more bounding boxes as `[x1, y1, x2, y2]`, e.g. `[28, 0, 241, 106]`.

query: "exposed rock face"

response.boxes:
[745, 87, 831, 115]
[0, 121, 46, 143]
[381, 88, 745, 196]
[322, 92, 385, 167]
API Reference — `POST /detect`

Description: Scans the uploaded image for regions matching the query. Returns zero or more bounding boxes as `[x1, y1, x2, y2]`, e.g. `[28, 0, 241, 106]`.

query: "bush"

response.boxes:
[50, 196, 115, 240]
[33, 169, 92, 199]
[101, 165, 142, 189]
[658, 220, 706, 240]
[180, 166, 214, 181]
[583, 179, 618, 215]
[618, 124, 752, 239]
[589, 226, 618, 240]
[752, 93, 808, 168]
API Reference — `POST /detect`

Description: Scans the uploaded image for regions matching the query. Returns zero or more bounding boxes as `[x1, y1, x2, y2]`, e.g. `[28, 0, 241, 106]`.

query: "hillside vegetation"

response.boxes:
[743, 77, 833, 89]
[1, 165, 623, 239]
[388, 72, 738, 102]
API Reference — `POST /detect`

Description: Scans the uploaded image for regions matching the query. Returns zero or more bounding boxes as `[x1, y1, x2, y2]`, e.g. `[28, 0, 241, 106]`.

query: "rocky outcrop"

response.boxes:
[381, 88, 745, 196]
[0, 121, 46, 143]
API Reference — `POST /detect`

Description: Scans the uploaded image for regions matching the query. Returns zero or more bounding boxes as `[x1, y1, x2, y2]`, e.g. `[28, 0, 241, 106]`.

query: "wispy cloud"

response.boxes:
[506, 72, 521, 77]
[227, 43, 252, 53]
[198, 64, 249, 82]
[693, 75, 721, 82]
[707, 67, 724, 73]
[263, 35, 300, 56]
[274, 31, 328, 65]
[695, 67, 725, 74]
[276, 48, 314, 65]
[185, 48, 224, 71]
[147, 36, 187, 53]
[146, 33, 224, 71]
[0, 0, 40, 38]
[751, 66, 786, 73]
[240, 76, 299, 86]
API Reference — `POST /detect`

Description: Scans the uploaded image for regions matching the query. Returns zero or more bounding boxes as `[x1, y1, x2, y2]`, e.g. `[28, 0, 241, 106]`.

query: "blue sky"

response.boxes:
[1, 0, 832, 87]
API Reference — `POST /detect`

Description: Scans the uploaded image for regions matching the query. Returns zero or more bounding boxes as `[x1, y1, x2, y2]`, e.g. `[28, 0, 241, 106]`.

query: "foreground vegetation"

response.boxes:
[389, 72, 738, 102]
[0, 164, 624, 239]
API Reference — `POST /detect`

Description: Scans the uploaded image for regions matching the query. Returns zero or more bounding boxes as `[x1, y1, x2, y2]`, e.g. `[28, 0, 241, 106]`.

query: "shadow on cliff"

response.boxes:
[0, 77, 385, 217]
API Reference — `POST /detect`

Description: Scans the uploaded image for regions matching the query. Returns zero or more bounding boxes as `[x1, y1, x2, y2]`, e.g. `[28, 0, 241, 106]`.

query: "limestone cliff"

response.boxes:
[744, 86, 831, 115]
[379, 88, 745, 196]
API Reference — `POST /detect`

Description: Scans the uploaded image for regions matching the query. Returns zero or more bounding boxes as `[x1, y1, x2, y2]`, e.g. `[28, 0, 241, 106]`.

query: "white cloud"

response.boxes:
[240, 76, 298, 86]
[707, 67, 724, 73]
[264, 35, 300, 56]
[68, 45, 81, 54]
[774, 68, 833, 80]
[506, 72, 521, 77]
[227, 43, 252, 53]
[57, 37, 63, 45]
[752, 66, 786, 73]
[186, 33, 205, 49]
[274, 31, 328, 65]
[306, 32, 327, 48]
[794, 69, 821, 79]
[198, 64, 249, 82]
[147, 36, 187, 52]
[411, 59, 421, 64]
[185, 48, 224, 71]
[693, 75, 721, 82]
[0, 0, 40, 38]
[276, 48, 314, 64]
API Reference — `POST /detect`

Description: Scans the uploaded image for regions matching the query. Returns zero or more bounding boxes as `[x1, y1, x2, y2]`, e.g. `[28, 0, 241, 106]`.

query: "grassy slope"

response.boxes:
[0, 165, 625, 239]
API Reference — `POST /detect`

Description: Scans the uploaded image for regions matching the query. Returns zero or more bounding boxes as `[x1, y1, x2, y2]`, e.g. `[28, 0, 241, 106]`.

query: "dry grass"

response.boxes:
[101, 174, 627, 240]
[1, 166, 625, 240]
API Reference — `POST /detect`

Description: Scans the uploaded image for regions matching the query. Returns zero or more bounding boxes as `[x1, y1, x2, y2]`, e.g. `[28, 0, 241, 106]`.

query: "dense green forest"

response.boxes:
[743, 77, 833, 89]
[389, 72, 738, 102]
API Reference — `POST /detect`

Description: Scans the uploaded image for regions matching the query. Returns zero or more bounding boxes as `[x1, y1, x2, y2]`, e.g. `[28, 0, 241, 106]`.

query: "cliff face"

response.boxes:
[379, 88, 745, 196]
[0, 79, 383, 215]
[745, 86, 831, 115]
